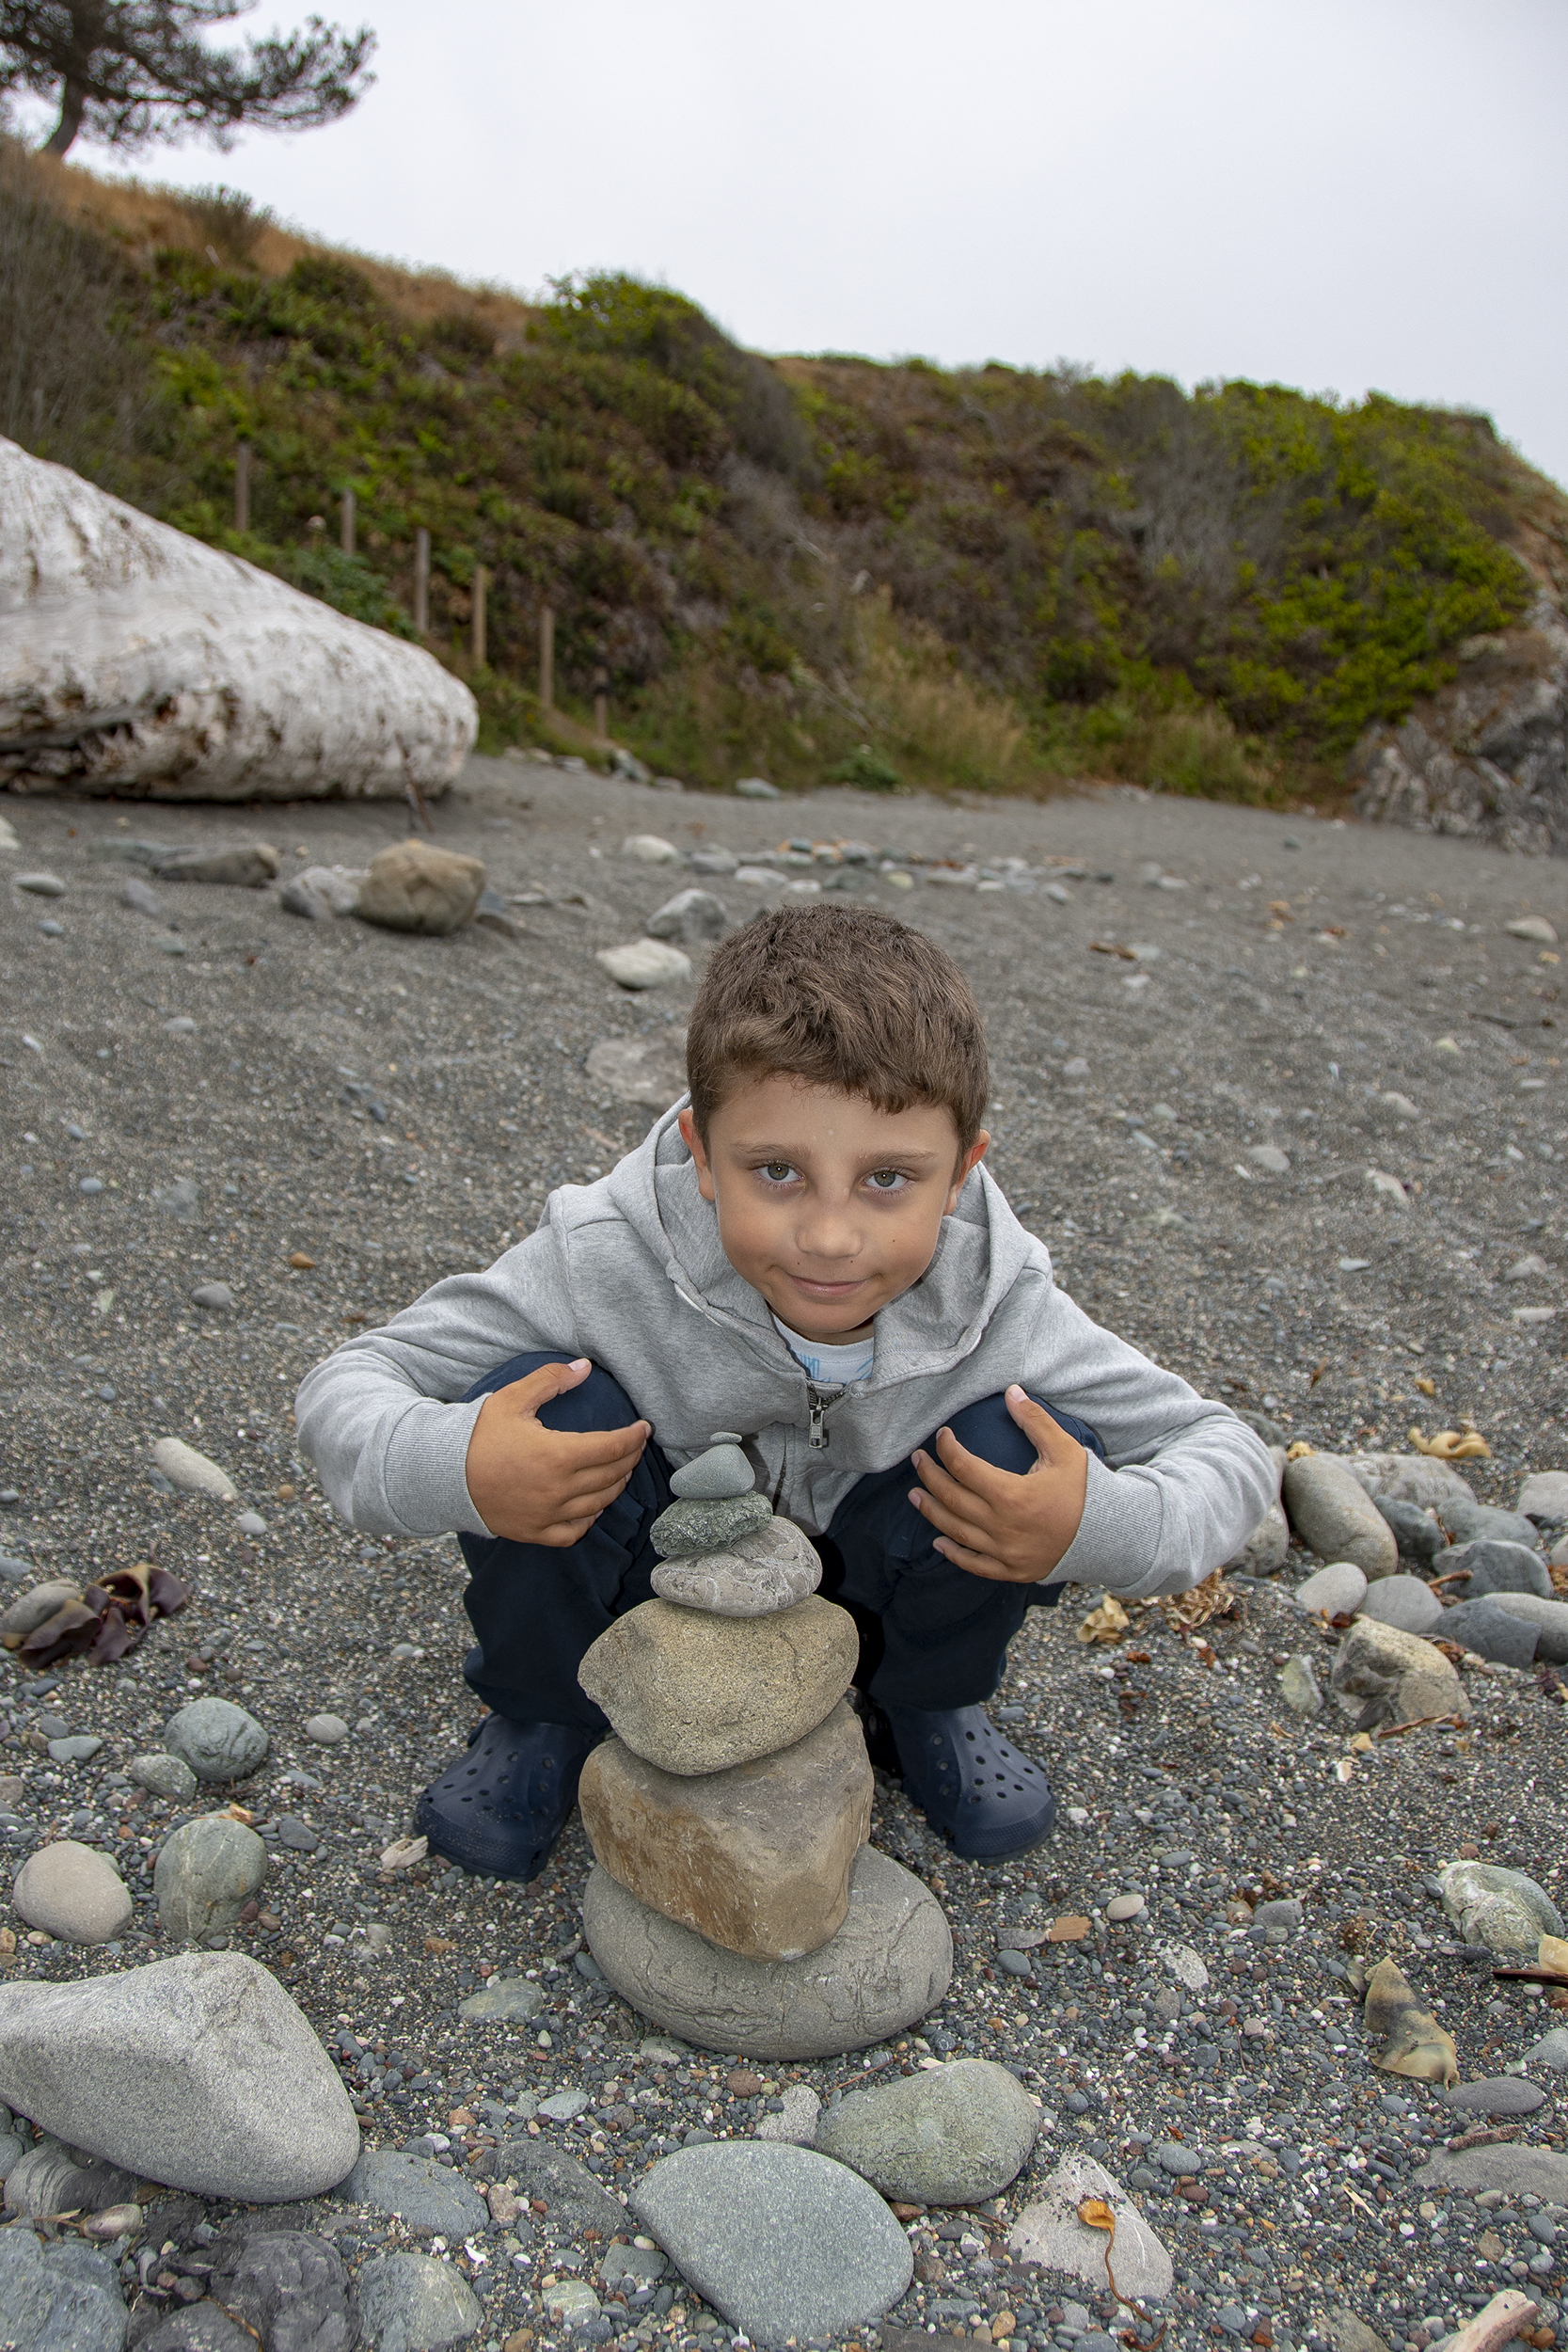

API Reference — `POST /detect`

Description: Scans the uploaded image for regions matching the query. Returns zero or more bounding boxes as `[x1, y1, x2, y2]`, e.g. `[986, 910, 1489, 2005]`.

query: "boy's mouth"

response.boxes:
[784, 1274, 867, 1301]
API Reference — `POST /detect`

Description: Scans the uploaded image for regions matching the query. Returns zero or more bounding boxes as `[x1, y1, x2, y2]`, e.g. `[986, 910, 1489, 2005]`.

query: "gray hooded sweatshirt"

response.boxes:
[294, 1104, 1275, 1600]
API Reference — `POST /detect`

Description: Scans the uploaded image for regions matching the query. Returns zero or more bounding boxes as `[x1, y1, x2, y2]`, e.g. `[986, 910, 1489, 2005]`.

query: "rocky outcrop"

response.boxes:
[0, 436, 476, 803]
[1352, 594, 1568, 854]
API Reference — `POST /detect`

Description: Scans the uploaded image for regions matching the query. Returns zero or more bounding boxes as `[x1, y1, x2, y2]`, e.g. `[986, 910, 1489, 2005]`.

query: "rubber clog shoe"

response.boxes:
[883, 1703, 1056, 1860]
[415, 1713, 598, 1882]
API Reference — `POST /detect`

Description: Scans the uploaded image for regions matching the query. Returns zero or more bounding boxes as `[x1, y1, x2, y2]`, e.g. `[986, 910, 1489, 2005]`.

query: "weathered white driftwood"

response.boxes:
[0, 437, 476, 802]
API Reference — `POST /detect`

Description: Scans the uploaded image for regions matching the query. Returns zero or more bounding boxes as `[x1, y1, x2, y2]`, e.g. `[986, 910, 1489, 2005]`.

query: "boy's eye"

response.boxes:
[759, 1161, 797, 1184]
[865, 1169, 909, 1192]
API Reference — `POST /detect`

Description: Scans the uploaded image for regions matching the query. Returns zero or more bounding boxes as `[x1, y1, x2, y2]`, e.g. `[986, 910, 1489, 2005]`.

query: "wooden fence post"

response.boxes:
[341, 486, 356, 557]
[234, 442, 250, 533]
[472, 565, 487, 669]
[594, 691, 609, 743]
[539, 605, 555, 710]
[413, 527, 430, 635]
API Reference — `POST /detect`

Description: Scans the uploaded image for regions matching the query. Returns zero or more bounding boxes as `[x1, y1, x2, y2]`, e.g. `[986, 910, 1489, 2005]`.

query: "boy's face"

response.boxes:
[678, 1074, 989, 1343]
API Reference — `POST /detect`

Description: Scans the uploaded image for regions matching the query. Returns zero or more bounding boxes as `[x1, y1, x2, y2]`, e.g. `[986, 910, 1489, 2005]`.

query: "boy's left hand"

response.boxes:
[910, 1385, 1087, 1583]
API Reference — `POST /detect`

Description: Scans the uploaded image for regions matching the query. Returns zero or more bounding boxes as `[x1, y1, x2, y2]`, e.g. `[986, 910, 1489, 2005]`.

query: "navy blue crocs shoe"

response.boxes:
[416, 1713, 599, 1881]
[883, 1703, 1056, 1860]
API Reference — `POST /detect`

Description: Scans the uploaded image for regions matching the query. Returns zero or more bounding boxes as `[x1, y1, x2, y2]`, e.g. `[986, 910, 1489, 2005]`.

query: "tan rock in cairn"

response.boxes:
[578, 1699, 873, 1962]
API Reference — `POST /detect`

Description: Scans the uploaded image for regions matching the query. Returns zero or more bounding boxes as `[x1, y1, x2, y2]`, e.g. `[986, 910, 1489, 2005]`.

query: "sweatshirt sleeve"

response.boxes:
[1018, 1279, 1277, 1601]
[293, 1214, 580, 1538]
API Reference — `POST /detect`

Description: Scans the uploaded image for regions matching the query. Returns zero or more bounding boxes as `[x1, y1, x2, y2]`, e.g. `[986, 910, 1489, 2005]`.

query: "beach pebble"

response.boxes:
[12, 873, 65, 897]
[734, 775, 782, 798]
[596, 938, 692, 990]
[164, 1696, 269, 1782]
[0, 1950, 359, 2200]
[620, 834, 680, 864]
[491, 2138, 627, 2239]
[1487, 1589, 1568, 1661]
[342, 2146, 488, 2233]
[304, 1712, 351, 1744]
[629, 2139, 913, 2342]
[644, 885, 728, 943]
[753, 2082, 822, 2145]
[1441, 1537, 1553, 1598]
[1444, 2076, 1547, 2116]
[1439, 1595, 1541, 1667]
[154, 1813, 268, 1940]
[191, 1281, 236, 1311]
[814, 2057, 1039, 2204]
[1106, 1892, 1146, 1921]
[585, 1845, 951, 2061]
[355, 839, 484, 936]
[1007, 2151, 1174, 2298]
[456, 1976, 545, 2023]
[1330, 1617, 1468, 1727]
[1516, 1469, 1568, 1523]
[1438, 1859, 1563, 1954]
[355, 2251, 482, 2352]
[3, 2141, 138, 2219]
[1357, 1575, 1444, 1635]
[150, 1436, 236, 1501]
[1293, 1561, 1368, 1617]
[1284, 1454, 1399, 1578]
[129, 1751, 198, 1800]
[234, 1510, 266, 1536]
[1278, 1653, 1323, 1715]
[1524, 2027, 1568, 2071]
[0, 1581, 84, 1646]
[1372, 1496, 1449, 1566]
[11, 1841, 132, 1945]
[45, 1734, 103, 1763]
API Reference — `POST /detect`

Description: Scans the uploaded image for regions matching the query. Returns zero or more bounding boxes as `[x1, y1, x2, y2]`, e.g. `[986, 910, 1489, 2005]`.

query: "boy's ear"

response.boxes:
[944, 1129, 990, 1214]
[677, 1106, 717, 1202]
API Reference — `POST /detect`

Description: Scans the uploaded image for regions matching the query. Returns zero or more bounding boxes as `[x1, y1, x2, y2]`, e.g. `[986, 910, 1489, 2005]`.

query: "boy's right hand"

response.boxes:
[464, 1359, 649, 1546]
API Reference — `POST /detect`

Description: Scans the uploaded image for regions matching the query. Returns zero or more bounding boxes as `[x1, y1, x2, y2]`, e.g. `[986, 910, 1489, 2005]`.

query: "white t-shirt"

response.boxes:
[771, 1313, 875, 1386]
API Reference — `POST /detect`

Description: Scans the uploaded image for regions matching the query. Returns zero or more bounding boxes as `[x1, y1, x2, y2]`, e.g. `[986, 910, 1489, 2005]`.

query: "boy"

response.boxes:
[296, 903, 1274, 1881]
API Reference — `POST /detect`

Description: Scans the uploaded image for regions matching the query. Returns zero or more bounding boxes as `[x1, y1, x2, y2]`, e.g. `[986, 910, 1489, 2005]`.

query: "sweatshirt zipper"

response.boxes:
[807, 1385, 838, 1451]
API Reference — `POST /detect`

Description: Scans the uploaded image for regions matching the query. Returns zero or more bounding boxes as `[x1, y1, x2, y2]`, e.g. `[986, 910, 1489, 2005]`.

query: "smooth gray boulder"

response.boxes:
[1490, 1591, 1568, 1662]
[1283, 1455, 1398, 1578]
[1439, 1597, 1541, 1667]
[1343, 1452, 1474, 1509]
[1440, 1539, 1553, 1599]
[1357, 1576, 1444, 1636]
[630, 2140, 912, 2346]
[584, 1846, 952, 2059]
[813, 2057, 1038, 2204]
[0, 1952, 359, 2200]
[1438, 1497, 1543, 1549]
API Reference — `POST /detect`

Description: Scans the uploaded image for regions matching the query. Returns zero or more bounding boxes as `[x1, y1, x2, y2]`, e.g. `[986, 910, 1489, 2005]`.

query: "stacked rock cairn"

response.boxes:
[578, 1436, 954, 2062]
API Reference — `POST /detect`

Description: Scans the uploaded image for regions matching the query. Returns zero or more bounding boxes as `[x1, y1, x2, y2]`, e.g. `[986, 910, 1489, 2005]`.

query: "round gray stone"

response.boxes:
[650, 1493, 772, 1557]
[813, 2057, 1039, 2204]
[629, 2139, 912, 2345]
[1444, 2076, 1547, 2116]
[303, 1713, 350, 1745]
[1439, 1596, 1541, 1667]
[1438, 1859, 1564, 1953]
[163, 1697, 269, 1783]
[1357, 1575, 1444, 1635]
[651, 1517, 822, 1618]
[455, 1976, 545, 2024]
[1443, 1538, 1553, 1599]
[11, 1841, 132, 1946]
[129, 1752, 198, 1801]
[1283, 1455, 1399, 1578]
[347, 2251, 482, 2352]
[669, 1446, 755, 1501]
[584, 1845, 952, 2060]
[0, 2227, 126, 2352]
[154, 1815, 267, 1941]
[1293, 1562, 1368, 1618]
[342, 2147, 488, 2234]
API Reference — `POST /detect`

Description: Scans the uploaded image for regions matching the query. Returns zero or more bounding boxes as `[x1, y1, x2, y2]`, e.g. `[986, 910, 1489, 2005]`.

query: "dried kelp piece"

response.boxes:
[1078, 1597, 1131, 1645]
[15, 1561, 191, 1669]
[1161, 1570, 1239, 1629]
[1363, 1956, 1460, 2085]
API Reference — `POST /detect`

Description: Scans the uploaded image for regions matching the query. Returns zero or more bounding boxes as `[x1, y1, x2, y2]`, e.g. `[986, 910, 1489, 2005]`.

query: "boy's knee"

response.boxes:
[462, 1352, 641, 1433]
[942, 1391, 1105, 1470]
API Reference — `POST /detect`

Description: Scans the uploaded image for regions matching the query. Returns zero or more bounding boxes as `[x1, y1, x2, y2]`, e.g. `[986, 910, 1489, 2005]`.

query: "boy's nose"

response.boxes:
[795, 1211, 862, 1263]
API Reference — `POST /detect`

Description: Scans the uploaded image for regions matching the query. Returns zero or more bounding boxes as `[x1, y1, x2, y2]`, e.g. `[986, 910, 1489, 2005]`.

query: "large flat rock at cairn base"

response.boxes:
[578, 1699, 873, 1961]
[583, 1845, 952, 2059]
[0, 435, 475, 802]
[578, 1594, 859, 1774]
[0, 1951, 360, 2200]
[629, 2140, 913, 2347]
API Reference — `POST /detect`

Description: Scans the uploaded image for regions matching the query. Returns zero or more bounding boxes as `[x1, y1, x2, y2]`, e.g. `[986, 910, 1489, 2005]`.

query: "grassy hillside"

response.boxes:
[6, 139, 1566, 804]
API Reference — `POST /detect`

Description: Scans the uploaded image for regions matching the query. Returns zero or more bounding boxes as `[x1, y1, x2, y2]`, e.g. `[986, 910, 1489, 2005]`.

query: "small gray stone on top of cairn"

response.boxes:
[669, 1438, 754, 1500]
[652, 1517, 822, 1618]
[651, 1491, 772, 1556]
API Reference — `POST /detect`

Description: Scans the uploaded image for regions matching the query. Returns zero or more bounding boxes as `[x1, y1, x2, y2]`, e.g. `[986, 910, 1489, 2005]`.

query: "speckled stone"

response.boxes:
[649, 1493, 772, 1557]
[651, 1517, 822, 1618]
[163, 1697, 269, 1783]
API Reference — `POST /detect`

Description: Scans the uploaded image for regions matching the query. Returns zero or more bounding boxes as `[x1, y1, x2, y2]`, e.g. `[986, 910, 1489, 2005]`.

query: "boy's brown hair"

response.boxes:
[685, 902, 989, 1151]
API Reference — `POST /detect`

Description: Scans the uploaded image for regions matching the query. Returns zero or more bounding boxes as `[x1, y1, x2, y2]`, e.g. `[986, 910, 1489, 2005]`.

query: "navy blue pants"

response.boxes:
[458, 1353, 1104, 1728]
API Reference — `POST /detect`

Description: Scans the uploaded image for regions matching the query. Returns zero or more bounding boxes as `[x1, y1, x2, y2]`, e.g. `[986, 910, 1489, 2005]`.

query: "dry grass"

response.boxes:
[848, 592, 1041, 792]
[17, 147, 540, 343]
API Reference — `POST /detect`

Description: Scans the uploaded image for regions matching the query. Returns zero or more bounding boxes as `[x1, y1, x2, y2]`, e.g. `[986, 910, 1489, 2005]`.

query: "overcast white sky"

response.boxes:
[69, 0, 1568, 488]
